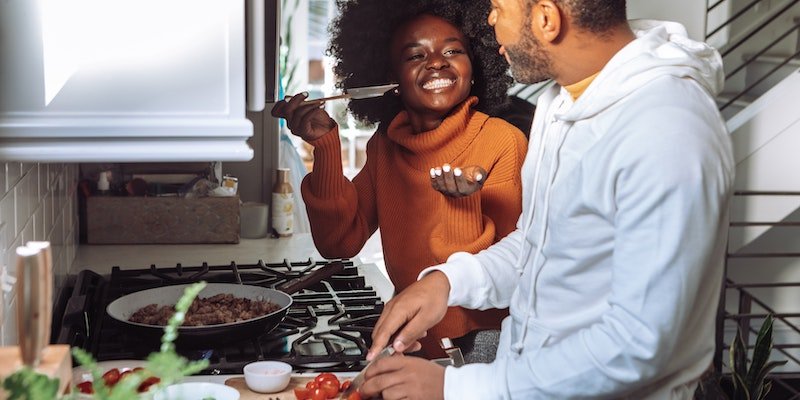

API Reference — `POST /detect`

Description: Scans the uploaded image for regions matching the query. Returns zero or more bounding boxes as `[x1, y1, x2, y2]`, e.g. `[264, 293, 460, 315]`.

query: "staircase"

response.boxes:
[707, 0, 800, 394]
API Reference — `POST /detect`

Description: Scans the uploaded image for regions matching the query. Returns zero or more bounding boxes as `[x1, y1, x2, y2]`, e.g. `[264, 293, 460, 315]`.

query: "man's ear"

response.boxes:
[531, 0, 562, 43]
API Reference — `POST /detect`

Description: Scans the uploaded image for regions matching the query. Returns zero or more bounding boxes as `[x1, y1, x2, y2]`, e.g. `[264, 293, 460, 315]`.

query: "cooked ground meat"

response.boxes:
[128, 293, 281, 326]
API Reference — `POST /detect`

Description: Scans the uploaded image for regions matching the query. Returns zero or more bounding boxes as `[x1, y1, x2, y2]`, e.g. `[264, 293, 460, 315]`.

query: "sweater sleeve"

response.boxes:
[301, 125, 379, 258]
[429, 120, 527, 262]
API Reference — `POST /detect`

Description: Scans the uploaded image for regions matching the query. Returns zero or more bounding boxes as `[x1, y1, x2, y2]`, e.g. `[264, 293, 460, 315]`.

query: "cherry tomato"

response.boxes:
[118, 370, 133, 382]
[137, 376, 161, 393]
[320, 379, 340, 398]
[102, 368, 121, 386]
[346, 391, 362, 400]
[76, 381, 94, 394]
[305, 380, 319, 390]
[315, 372, 340, 386]
[132, 367, 145, 372]
[293, 387, 311, 400]
[340, 380, 352, 392]
[310, 387, 328, 400]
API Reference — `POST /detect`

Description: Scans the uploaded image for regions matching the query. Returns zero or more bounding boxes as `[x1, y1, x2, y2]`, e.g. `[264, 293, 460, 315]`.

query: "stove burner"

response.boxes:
[54, 259, 384, 374]
[294, 341, 346, 369]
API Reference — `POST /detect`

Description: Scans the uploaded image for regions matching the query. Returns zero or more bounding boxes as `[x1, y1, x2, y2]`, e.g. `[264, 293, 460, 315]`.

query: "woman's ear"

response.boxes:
[531, 0, 562, 44]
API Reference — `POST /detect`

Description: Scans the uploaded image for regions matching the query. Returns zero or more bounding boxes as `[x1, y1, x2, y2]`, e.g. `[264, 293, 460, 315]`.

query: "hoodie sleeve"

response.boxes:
[420, 224, 525, 310]
[301, 125, 379, 258]
[434, 97, 733, 399]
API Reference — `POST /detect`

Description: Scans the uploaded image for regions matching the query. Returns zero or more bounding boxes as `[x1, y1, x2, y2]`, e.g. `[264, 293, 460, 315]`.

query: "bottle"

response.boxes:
[271, 168, 294, 237]
[97, 171, 111, 195]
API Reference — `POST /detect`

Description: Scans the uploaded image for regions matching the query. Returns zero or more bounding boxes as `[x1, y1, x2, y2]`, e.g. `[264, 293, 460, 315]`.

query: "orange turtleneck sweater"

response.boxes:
[301, 97, 527, 356]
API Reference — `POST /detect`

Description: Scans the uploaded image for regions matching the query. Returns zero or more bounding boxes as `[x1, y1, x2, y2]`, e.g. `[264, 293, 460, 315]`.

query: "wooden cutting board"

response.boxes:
[226, 373, 357, 399]
[0, 345, 72, 400]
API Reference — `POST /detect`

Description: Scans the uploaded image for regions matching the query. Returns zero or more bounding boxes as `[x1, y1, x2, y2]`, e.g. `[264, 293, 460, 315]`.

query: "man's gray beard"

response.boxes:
[506, 28, 553, 85]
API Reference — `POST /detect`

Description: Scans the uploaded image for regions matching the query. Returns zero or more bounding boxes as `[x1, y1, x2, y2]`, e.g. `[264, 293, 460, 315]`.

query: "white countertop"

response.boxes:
[74, 234, 322, 272]
[72, 233, 394, 302]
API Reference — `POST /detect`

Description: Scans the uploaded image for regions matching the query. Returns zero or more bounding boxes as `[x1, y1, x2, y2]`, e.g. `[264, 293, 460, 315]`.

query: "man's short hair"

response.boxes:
[526, 0, 627, 33]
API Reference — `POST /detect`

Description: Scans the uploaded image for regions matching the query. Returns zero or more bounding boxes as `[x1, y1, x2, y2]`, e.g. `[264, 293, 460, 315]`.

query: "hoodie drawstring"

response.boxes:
[512, 99, 570, 355]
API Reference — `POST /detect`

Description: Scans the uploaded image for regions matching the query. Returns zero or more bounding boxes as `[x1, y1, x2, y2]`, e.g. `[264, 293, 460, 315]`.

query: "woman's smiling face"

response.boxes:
[389, 14, 473, 122]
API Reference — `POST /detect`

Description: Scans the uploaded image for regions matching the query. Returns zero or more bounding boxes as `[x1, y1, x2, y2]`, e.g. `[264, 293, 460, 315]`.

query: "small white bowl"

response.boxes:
[154, 382, 239, 400]
[243, 360, 292, 393]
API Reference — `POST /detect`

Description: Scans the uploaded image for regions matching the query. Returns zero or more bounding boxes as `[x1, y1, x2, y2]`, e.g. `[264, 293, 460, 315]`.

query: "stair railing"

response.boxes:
[715, 191, 800, 399]
[707, 0, 800, 112]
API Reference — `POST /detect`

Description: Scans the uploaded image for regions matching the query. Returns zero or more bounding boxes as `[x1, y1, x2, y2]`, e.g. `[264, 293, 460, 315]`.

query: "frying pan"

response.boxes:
[105, 262, 344, 346]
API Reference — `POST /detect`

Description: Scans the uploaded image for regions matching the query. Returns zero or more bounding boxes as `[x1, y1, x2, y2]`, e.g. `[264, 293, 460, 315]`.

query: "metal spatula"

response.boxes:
[274, 83, 398, 105]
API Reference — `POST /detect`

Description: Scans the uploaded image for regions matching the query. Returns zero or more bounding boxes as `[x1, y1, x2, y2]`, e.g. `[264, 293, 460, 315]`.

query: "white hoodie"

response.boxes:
[421, 20, 735, 399]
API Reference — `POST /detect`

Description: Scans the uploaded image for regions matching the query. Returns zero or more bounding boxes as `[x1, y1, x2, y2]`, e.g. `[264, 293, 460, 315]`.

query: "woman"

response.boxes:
[271, 0, 527, 360]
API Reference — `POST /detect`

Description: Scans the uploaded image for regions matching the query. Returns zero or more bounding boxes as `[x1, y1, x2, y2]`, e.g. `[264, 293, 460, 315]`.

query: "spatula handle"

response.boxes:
[276, 261, 345, 294]
[267, 93, 352, 105]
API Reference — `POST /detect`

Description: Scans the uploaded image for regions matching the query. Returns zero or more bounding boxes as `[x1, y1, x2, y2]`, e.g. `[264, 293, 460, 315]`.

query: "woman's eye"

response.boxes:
[406, 54, 424, 61]
[445, 48, 466, 56]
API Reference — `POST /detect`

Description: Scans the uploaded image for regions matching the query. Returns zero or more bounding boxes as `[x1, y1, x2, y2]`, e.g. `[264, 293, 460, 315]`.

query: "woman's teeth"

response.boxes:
[422, 78, 455, 90]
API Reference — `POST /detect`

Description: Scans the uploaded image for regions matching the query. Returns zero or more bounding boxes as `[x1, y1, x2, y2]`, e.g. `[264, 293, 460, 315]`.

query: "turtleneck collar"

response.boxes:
[385, 97, 480, 170]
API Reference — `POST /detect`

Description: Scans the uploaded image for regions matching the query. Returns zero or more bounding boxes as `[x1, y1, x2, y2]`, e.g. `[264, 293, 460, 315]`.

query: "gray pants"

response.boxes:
[451, 329, 501, 364]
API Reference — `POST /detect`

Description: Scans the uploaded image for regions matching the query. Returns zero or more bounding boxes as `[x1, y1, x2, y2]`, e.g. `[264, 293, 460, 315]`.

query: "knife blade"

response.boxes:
[340, 345, 395, 399]
[272, 84, 398, 105]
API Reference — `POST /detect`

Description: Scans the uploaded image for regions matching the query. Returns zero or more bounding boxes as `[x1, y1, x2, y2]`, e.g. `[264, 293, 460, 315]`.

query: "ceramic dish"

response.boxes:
[243, 360, 292, 393]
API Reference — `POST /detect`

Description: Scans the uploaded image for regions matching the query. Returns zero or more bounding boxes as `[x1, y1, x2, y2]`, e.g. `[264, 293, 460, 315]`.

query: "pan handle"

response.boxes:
[276, 261, 345, 294]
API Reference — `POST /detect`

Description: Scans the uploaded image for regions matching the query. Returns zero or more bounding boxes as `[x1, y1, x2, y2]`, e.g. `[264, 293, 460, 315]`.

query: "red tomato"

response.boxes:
[132, 367, 144, 372]
[310, 387, 328, 400]
[315, 372, 340, 386]
[76, 381, 94, 394]
[293, 387, 311, 400]
[305, 380, 319, 390]
[118, 370, 133, 382]
[137, 376, 160, 393]
[346, 391, 362, 400]
[101, 368, 121, 386]
[340, 380, 352, 392]
[320, 380, 340, 398]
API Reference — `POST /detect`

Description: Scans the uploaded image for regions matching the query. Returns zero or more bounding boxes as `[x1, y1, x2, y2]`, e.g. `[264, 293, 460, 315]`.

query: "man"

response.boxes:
[360, 0, 734, 399]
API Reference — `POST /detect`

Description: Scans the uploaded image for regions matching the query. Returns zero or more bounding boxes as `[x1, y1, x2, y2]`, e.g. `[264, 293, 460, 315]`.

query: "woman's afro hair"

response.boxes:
[327, 0, 513, 126]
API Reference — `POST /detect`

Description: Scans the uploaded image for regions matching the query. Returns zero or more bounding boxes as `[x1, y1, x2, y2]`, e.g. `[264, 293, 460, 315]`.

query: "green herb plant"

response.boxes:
[2, 281, 210, 400]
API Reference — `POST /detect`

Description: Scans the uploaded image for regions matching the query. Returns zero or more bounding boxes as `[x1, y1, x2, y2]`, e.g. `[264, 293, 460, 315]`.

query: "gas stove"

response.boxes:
[53, 259, 385, 374]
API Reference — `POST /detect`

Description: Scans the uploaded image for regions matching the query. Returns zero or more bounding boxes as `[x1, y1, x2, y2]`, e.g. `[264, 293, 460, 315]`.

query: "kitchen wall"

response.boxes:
[628, 0, 707, 40]
[0, 163, 79, 346]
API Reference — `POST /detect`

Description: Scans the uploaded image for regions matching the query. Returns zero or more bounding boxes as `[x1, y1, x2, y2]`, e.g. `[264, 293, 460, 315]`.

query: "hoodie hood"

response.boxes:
[560, 19, 724, 122]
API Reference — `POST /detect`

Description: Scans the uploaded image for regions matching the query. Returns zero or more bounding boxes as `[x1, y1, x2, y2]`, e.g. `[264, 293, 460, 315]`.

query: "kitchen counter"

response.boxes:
[72, 233, 394, 302]
[73, 234, 322, 272]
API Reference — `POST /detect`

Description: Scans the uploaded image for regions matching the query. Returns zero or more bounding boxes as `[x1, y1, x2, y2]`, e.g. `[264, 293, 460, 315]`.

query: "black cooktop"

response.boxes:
[53, 259, 384, 374]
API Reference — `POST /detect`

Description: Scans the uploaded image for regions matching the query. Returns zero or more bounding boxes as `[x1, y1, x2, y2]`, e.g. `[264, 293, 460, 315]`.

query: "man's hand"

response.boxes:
[430, 164, 487, 198]
[270, 92, 336, 141]
[368, 272, 450, 360]
[360, 355, 445, 400]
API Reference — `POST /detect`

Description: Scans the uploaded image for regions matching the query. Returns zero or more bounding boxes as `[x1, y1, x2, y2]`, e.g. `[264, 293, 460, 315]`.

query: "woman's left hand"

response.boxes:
[430, 164, 487, 198]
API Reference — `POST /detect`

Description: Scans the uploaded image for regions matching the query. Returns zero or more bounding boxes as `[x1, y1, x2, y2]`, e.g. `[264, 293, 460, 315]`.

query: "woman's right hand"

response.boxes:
[270, 92, 337, 142]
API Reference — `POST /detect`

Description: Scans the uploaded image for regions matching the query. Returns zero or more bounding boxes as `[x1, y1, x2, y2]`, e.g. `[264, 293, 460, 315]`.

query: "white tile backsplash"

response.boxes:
[0, 163, 79, 346]
[0, 192, 14, 247]
[6, 163, 21, 190]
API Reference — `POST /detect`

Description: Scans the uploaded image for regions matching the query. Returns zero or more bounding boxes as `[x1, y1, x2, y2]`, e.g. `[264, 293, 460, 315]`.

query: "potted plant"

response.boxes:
[696, 314, 787, 400]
